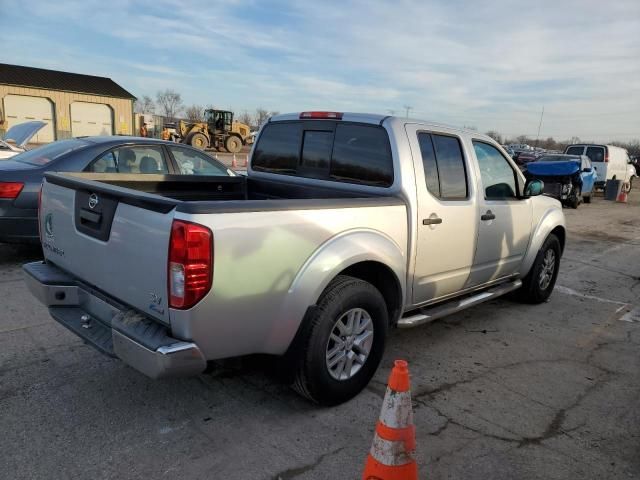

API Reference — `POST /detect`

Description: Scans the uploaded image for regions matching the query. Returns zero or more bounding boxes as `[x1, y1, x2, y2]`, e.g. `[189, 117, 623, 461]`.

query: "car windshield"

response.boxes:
[13, 139, 88, 166]
[539, 155, 580, 162]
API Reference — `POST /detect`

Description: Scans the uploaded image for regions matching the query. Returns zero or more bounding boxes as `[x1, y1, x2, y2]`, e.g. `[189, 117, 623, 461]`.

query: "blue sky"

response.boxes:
[2, 0, 639, 140]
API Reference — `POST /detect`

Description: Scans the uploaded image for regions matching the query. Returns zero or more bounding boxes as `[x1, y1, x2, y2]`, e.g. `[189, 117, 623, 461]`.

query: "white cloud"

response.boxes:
[2, 0, 639, 140]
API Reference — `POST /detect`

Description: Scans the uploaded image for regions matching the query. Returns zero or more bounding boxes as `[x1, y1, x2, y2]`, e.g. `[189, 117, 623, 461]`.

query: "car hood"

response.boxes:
[527, 161, 580, 177]
[3, 121, 46, 148]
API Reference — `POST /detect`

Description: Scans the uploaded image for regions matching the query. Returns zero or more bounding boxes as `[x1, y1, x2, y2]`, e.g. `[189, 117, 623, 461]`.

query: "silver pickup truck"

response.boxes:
[25, 112, 565, 405]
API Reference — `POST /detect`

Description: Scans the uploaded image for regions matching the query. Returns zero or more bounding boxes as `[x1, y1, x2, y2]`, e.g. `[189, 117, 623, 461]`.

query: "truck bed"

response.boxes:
[45, 172, 398, 214]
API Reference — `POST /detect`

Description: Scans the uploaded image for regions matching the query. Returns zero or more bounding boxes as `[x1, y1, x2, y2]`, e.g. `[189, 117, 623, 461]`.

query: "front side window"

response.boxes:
[87, 145, 168, 174]
[169, 146, 230, 175]
[417, 132, 468, 199]
[473, 141, 517, 199]
[566, 146, 584, 156]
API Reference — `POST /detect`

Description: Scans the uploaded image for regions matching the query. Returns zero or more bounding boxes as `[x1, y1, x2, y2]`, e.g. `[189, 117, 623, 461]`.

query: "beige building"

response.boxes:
[0, 63, 135, 143]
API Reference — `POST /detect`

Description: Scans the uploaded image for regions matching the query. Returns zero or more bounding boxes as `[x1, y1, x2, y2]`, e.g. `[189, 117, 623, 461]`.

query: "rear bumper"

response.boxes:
[23, 261, 206, 378]
[0, 210, 39, 244]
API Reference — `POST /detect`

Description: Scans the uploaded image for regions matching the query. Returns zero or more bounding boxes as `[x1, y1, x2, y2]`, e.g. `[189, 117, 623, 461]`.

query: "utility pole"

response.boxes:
[386, 109, 396, 115]
[535, 106, 544, 149]
[403, 105, 413, 118]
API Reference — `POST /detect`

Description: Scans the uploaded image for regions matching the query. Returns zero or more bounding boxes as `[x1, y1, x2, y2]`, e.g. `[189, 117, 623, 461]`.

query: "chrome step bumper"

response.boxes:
[23, 261, 206, 378]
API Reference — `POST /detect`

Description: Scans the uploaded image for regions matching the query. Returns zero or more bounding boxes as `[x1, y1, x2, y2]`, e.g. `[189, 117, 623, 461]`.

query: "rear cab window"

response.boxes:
[252, 121, 393, 187]
[565, 146, 584, 156]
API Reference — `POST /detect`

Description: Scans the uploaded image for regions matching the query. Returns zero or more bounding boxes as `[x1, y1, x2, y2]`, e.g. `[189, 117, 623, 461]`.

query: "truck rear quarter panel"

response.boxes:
[169, 201, 408, 359]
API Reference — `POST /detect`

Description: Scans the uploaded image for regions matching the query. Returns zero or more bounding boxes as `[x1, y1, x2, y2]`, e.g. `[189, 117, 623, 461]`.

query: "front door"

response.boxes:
[406, 125, 480, 305]
[469, 140, 533, 284]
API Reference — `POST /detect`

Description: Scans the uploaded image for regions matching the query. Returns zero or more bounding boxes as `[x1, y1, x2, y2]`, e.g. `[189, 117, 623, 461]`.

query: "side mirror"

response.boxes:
[582, 167, 592, 173]
[524, 179, 544, 197]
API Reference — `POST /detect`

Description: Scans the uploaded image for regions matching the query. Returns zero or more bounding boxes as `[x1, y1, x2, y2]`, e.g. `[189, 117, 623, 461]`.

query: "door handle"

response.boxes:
[481, 210, 496, 221]
[423, 216, 443, 225]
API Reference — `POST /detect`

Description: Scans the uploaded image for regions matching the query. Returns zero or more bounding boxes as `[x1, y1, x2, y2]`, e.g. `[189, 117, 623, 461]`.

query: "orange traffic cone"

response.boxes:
[231, 154, 237, 168]
[362, 360, 418, 480]
[617, 190, 628, 203]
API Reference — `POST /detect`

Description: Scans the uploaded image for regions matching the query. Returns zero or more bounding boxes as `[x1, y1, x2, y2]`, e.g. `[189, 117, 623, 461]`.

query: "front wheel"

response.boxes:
[290, 275, 388, 405]
[514, 234, 561, 304]
[225, 135, 243, 154]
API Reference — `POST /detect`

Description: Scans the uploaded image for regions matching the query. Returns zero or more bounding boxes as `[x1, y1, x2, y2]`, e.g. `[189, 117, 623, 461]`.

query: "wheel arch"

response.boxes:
[272, 229, 406, 354]
[519, 208, 566, 277]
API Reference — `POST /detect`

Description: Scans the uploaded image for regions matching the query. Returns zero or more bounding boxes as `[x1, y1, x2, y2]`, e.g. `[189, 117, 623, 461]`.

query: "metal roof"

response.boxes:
[0, 63, 136, 99]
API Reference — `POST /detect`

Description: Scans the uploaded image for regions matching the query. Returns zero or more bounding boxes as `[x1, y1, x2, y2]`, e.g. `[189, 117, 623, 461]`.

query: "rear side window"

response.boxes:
[566, 146, 584, 156]
[586, 146, 605, 163]
[417, 132, 468, 199]
[252, 121, 393, 187]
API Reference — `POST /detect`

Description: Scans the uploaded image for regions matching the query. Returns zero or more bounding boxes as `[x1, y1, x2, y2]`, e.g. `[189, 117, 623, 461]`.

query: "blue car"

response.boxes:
[525, 154, 597, 208]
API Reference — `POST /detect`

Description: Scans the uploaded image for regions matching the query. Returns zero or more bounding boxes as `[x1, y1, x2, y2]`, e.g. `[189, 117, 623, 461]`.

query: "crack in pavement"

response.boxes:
[272, 447, 344, 479]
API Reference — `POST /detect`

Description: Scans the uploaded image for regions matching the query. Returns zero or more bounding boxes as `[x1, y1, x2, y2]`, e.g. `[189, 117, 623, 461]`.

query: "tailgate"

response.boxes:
[40, 174, 176, 324]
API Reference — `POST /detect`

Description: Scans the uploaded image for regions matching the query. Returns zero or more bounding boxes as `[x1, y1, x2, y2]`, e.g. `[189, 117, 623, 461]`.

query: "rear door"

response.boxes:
[40, 176, 175, 324]
[406, 125, 480, 304]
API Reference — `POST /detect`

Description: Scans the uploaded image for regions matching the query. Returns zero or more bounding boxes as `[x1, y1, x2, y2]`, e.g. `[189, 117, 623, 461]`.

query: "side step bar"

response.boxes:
[398, 279, 523, 329]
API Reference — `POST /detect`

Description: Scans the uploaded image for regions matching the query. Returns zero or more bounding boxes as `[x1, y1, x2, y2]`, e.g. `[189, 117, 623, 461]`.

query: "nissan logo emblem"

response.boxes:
[88, 193, 99, 209]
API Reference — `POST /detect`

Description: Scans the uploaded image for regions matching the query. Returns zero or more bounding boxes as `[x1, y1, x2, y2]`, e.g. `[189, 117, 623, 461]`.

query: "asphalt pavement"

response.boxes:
[1, 191, 639, 479]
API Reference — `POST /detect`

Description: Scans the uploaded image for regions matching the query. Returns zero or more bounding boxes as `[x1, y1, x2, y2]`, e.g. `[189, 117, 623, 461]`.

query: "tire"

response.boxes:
[568, 186, 580, 209]
[290, 275, 388, 405]
[583, 193, 591, 203]
[225, 135, 243, 154]
[514, 234, 561, 304]
[189, 133, 208, 150]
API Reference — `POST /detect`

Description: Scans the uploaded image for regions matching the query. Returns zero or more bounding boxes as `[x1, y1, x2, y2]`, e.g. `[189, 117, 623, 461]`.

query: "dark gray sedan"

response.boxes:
[0, 136, 233, 244]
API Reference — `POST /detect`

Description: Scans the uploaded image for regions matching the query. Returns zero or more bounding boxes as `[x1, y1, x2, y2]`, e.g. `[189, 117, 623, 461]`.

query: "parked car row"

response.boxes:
[502, 142, 637, 209]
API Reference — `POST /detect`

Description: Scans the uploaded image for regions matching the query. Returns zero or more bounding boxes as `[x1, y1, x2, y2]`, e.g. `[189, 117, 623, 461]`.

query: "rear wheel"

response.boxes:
[189, 133, 208, 150]
[290, 275, 388, 405]
[514, 234, 561, 304]
[225, 135, 243, 154]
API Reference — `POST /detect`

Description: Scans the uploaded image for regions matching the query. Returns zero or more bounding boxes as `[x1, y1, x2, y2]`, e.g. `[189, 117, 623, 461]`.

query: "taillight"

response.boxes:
[299, 111, 343, 120]
[168, 220, 213, 309]
[0, 182, 24, 199]
[38, 184, 43, 242]
[604, 153, 609, 163]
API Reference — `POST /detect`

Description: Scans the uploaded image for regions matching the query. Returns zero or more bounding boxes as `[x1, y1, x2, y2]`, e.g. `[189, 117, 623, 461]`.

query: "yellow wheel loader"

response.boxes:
[177, 109, 253, 153]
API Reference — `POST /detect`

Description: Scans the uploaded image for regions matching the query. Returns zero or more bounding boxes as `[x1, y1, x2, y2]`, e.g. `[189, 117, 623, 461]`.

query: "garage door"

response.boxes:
[4, 95, 55, 143]
[71, 102, 113, 137]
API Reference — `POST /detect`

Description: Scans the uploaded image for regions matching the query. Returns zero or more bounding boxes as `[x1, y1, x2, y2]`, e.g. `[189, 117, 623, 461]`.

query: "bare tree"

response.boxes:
[134, 95, 155, 114]
[237, 110, 253, 127]
[254, 107, 271, 127]
[184, 105, 204, 122]
[485, 130, 503, 144]
[156, 89, 183, 120]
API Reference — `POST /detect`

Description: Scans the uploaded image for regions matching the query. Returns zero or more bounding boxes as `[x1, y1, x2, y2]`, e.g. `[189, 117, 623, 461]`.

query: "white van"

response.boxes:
[564, 144, 632, 190]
